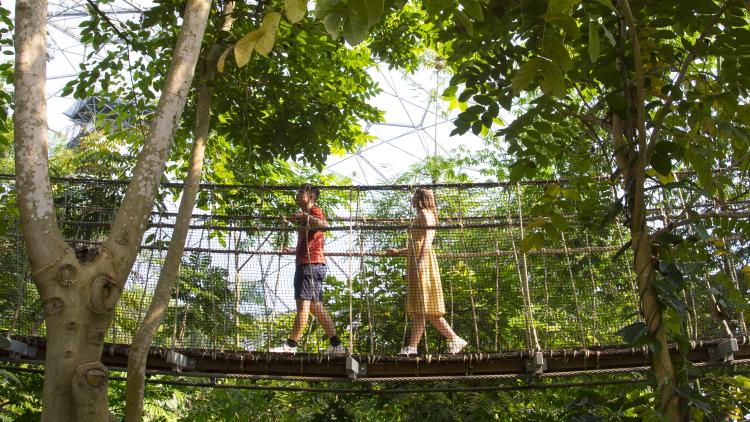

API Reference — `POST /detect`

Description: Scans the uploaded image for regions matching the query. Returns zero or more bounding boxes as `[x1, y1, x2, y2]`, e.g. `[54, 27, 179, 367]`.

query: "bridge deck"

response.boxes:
[3, 336, 748, 380]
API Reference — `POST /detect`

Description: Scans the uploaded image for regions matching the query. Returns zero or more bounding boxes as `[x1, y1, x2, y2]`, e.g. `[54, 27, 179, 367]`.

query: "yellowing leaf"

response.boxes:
[235, 29, 262, 67]
[217, 45, 233, 73]
[545, 184, 562, 197]
[256, 12, 281, 56]
[285, 0, 307, 23]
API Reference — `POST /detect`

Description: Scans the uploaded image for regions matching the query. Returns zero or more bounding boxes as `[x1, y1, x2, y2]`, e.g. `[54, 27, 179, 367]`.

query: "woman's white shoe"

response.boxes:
[447, 337, 468, 354]
[399, 346, 418, 355]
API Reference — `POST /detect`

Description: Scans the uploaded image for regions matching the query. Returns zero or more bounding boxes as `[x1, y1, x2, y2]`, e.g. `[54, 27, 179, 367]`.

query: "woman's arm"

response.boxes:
[417, 210, 435, 265]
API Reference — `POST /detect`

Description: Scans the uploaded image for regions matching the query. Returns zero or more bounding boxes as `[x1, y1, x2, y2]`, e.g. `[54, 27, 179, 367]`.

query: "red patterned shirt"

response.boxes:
[295, 206, 326, 265]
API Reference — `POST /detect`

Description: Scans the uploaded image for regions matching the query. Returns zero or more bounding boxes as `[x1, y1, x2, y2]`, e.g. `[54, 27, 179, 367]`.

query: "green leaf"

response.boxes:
[455, 10, 473, 35]
[651, 142, 673, 176]
[323, 11, 345, 39]
[542, 33, 572, 71]
[511, 58, 540, 95]
[588, 20, 600, 63]
[617, 321, 648, 344]
[547, 0, 581, 15]
[365, 0, 385, 26]
[284, 0, 307, 23]
[474, 94, 493, 105]
[460, 0, 484, 21]
[521, 232, 545, 252]
[588, 0, 615, 12]
[342, 0, 372, 45]
[424, 0, 454, 16]
[606, 94, 627, 118]
[539, 60, 566, 97]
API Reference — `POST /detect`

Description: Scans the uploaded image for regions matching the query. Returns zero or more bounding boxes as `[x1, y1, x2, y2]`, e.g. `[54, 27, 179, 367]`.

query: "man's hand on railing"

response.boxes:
[281, 247, 295, 254]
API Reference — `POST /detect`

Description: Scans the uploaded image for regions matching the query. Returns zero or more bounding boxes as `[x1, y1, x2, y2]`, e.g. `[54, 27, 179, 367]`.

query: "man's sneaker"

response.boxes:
[326, 344, 347, 355]
[447, 337, 468, 354]
[269, 343, 297, 353]
[399, 346, 418, 355]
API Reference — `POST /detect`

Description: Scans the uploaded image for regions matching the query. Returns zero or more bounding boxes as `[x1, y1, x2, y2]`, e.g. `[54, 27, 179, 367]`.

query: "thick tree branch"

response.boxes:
[105, 0, 212, 286]
[123, 43, 224, 422]
[13, 0, 67, 281]
[124, 3, 234, 420]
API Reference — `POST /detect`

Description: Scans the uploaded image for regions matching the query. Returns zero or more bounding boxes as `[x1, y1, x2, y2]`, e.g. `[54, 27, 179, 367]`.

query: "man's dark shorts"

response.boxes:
[294, 264, 326, 301]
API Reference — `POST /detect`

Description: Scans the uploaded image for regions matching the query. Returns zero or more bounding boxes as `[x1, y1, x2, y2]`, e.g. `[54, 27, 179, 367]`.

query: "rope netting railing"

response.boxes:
[0, 174, 747, 357]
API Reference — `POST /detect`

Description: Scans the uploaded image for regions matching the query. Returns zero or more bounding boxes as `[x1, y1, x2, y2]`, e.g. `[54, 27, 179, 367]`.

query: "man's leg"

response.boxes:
[290, 299, 311, 342]
[310, 301, 336, 338]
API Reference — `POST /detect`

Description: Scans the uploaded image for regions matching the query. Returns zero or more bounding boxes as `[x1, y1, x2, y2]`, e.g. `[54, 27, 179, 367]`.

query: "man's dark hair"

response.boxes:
[299, 184, 320, 201]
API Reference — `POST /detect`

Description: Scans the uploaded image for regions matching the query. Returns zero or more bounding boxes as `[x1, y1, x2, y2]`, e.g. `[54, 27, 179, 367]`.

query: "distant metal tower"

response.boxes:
[45, 1, 145, 138]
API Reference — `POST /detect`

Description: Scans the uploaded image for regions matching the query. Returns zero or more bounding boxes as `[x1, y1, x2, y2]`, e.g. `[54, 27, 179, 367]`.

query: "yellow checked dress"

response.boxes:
[405, 214, 445, 318]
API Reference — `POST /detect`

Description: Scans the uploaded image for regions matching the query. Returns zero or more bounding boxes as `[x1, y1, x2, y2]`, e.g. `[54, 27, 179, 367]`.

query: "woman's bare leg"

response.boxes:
[408, 315, 426, 348]
[429, 317, 459, 341]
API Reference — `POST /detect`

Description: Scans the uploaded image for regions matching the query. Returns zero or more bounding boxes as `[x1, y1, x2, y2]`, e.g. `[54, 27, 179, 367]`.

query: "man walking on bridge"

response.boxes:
[270, 185, 346, 355]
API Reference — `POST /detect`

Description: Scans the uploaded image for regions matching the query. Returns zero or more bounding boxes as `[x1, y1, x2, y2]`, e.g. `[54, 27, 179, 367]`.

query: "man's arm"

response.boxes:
[299, 207, 328, 229]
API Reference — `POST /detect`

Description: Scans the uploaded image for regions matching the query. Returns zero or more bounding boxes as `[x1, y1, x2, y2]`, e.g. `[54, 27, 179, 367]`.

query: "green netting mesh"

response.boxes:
[0, 175, 747, 355]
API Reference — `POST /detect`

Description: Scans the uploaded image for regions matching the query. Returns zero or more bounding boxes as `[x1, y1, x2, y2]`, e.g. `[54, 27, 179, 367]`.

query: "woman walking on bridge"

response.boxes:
[387, 188, 467, 355]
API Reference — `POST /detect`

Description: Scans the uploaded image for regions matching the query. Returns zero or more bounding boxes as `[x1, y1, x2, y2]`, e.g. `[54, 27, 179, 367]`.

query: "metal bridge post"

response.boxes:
[0, 337, 38, 359]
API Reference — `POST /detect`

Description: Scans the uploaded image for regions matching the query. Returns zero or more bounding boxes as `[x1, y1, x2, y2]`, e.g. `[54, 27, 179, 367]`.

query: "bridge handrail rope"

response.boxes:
[49, 209, 750, 233]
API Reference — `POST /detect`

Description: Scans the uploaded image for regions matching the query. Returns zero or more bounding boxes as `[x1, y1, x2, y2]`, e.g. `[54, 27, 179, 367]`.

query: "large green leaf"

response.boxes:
[460, 0, 484, 21]
[424, 0, 454, 15]
[511, 58, 540, 95]
[542, 32, 572, 71]
[588, 20, 600, 63]
[547, 0, 581, 15]
[539, 60, 565, 97]
[343, 0, 371, 45]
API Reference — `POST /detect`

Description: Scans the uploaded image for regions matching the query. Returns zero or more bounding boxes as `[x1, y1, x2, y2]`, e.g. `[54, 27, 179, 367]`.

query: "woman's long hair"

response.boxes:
[413, 188, 438, 222]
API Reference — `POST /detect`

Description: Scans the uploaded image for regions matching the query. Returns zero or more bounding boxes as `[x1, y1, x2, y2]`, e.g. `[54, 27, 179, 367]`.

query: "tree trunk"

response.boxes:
[14, 1, 211, 420]
[619, 1, 682, 419]
[124, 41, 224, 421]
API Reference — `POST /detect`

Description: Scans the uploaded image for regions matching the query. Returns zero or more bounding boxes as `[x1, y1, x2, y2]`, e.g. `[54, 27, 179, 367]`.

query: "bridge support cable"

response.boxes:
[347, 188, 355, 355]
[505, 185, 542, 366]
[356, 188, 376, 356]
[561, 231, 587, 350]
[584, 231, 600, 346]
[457, 186, 481, 351]
[494, 236, 502, 352]
[721, 237, 747, 334]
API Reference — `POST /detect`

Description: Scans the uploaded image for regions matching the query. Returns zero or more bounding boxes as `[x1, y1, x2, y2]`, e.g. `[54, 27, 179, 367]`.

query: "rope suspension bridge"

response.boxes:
[0, 173, 748, 390]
